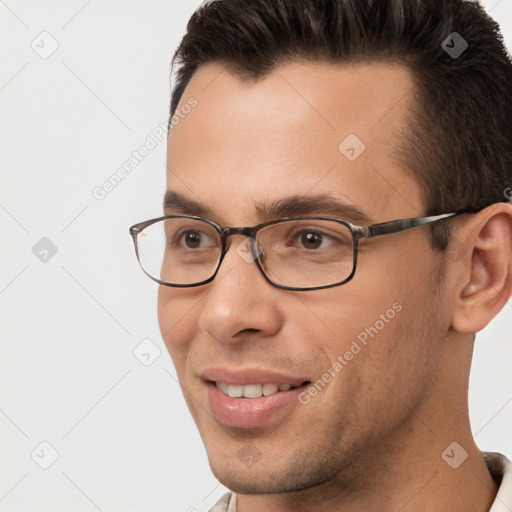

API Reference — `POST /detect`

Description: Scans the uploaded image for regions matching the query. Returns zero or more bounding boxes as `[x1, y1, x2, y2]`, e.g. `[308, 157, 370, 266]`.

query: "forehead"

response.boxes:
[166, 61, 422, 224]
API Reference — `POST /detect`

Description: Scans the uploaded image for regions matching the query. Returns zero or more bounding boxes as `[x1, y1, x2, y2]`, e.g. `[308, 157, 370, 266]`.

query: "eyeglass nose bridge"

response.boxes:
[220, 226, 257, 238]
[218, 226, 265, 264]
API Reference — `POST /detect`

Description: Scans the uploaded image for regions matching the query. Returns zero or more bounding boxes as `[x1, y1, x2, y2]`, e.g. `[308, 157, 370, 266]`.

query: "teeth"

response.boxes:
[217, 382, 228, 394]
[227, 385, 243, 398]
[243, 384, 263, 398]
[215, 382, 295, 398]
[263, 383, 279, 396]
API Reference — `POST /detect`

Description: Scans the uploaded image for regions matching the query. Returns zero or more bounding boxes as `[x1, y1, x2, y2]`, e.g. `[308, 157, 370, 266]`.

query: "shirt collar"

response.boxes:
[485, 452, 512, 512]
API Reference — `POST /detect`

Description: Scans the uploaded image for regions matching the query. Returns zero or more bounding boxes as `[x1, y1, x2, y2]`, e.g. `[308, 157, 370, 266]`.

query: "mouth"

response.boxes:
[202, 370, 311, 429]
[213, 381, 308, 398]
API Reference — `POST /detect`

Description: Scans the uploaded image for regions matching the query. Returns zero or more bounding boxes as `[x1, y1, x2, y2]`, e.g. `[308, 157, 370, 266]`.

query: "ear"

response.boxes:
[451, 203, 512, 333]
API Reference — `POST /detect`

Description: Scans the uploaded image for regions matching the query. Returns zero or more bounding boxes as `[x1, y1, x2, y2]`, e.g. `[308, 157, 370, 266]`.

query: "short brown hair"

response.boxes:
[169, 0, 512, 249]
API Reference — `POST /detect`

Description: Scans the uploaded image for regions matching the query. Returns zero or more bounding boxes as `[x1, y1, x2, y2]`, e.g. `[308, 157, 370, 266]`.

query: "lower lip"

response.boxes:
[206, 382, 307, 429]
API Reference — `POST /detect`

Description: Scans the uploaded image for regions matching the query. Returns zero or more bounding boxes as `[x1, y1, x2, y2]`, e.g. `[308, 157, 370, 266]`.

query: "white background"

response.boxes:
[0, 1, 511, 511]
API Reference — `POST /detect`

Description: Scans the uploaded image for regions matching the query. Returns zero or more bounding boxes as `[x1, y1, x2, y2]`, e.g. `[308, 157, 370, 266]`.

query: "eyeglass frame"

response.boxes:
[129, 206, 477, 291]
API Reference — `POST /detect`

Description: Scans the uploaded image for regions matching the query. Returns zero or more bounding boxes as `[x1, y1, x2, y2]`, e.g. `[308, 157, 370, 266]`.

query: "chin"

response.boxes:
[207, 450, 338, 495]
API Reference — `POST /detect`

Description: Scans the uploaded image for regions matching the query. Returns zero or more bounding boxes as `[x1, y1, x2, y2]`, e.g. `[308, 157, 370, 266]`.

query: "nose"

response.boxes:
[197, 235, 283, 345]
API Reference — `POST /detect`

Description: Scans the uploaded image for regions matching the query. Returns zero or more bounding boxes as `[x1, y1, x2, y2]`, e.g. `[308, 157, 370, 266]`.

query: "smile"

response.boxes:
[215, 382, 302, 398]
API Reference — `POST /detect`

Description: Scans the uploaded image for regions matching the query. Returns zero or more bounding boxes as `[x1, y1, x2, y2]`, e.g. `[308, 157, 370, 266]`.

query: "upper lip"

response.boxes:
[201, 367, 310, 387]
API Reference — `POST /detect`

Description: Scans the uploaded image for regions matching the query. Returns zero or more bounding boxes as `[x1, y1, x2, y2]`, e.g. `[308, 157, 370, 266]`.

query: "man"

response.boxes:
[130, 0, 512, 510]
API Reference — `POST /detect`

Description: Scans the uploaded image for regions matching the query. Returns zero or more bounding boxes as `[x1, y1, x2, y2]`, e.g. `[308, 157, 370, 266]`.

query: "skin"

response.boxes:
[158, 61, 512, 511]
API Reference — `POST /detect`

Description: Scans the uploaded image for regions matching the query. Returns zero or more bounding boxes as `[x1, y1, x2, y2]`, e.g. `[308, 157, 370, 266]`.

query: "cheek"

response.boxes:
[347, 292, 444, 420]
[306, 269, 441, 409]
[322, 307, 431, 445]
[157, 286, 198, 363]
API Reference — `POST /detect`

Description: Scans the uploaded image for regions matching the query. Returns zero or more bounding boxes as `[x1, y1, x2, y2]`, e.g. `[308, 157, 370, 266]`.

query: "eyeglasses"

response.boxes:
[129, 209, 473, 291]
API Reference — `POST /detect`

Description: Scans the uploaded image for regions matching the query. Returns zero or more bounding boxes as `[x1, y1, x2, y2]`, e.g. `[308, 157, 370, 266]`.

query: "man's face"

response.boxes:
[159, 61, 452, 493]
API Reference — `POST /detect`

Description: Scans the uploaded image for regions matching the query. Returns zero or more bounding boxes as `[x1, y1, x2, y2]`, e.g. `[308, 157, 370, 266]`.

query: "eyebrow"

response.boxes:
[163, 190, 213, 217]
[163, 190, 372, 225]
[255, 194, 372, 224]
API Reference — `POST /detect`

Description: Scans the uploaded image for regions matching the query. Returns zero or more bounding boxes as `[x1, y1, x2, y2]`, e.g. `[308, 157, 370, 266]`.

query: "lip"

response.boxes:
[202, 367, 310, 429]
[201, 367, 309, 387]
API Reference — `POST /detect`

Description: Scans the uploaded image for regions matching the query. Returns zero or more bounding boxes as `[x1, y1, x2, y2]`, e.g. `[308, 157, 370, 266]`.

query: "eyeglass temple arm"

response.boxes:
[359, 210, 470, 240]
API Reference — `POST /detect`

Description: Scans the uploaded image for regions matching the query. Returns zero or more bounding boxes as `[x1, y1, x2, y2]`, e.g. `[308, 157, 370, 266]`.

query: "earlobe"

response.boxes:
[451, 204, 512, 334]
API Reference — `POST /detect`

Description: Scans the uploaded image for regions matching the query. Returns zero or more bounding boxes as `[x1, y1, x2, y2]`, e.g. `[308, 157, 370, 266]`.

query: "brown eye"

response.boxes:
[300, 231, 323, 249]
[184, 231, 202, 248]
